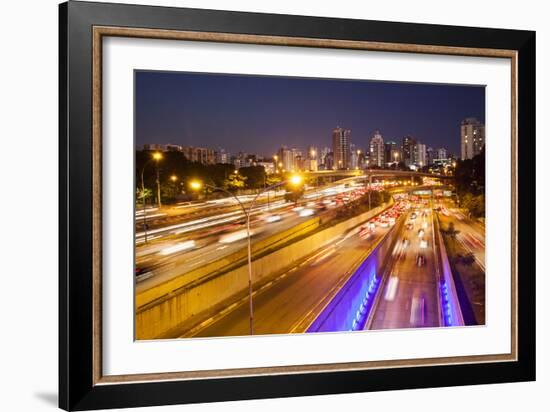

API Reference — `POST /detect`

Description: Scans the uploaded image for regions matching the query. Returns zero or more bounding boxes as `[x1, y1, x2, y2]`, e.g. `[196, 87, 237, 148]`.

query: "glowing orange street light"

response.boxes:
[189, 180, 202, 191]
[289, 174, 303, 187]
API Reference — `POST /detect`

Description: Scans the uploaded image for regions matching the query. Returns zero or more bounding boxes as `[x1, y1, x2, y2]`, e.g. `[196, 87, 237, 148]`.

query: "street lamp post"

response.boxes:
[170, 175, 178, 198]
[140, 152, 163, 243]
[189, 174, 303, 335]
[156, 163, 162, 208]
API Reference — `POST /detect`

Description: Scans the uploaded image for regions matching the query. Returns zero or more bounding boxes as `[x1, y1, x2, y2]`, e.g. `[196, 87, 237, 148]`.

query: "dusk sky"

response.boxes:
[135, 71, 485, 157]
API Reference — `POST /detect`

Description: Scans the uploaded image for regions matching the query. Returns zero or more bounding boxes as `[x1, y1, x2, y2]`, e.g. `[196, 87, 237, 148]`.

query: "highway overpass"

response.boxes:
[307, 169, 453, 180]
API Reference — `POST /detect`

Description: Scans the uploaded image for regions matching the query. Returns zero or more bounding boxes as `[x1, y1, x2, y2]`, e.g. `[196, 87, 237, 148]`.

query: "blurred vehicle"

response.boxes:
[421, 221, 428, 229]
[159, 240, 196, 256]
[264, 214, 282, 223]
[416, 254, 426, 267]
[219, 229, 255, 243]
[406, 222, 414, 230]
[379, 221, 390, 228]
[299, 208, 315, 217]
[402, 238, 410, 248]
[418, 229, 425, 237]
[135, 266, 154, 282]
[359, 226, 374, 239]
[419, 239, 428, 249]
[410, 293, 426, 326]
[410, 213, 417, 220]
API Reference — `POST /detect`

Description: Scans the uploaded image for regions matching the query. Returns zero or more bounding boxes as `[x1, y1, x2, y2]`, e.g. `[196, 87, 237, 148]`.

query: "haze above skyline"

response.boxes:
[135, 71, 485, 156]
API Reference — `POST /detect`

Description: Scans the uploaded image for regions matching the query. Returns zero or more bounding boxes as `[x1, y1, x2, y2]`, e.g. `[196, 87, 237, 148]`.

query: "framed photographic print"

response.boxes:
[59, 1, 535, 410]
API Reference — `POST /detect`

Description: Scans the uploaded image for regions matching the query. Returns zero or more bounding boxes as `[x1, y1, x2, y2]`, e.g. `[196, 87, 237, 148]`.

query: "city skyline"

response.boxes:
[135, 71, 485, 157]
[134, 70, 487, 341]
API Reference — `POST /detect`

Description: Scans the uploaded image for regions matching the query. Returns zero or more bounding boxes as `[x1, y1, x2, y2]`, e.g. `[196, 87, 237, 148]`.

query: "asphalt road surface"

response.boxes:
[189, 224, 392, 338]
[369, 206, 441, 330]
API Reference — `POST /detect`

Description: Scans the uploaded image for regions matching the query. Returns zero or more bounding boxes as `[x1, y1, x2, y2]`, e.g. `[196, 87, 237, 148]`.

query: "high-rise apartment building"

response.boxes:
[435, 147, 447, 161]
[369, 130, 385, 167]
[461, 117, 485, 160]
[319, 147, 331, 169]
[306, 146, 319, 171]
[324, 152, 334, 170]
[291, 148, 302, 172]
[415, 143, 427, 167]
[426, 147, 434, 166]
[402, 135, 417, 166]
[384, 140, 399, 165]
[277, 146, 294, 172]
[215, 148, 229, 164]
[332, 127, 351, 169]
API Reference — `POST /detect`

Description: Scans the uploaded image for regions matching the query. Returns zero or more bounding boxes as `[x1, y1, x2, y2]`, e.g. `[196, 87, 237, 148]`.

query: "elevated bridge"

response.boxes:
[306, 169, 453, 181]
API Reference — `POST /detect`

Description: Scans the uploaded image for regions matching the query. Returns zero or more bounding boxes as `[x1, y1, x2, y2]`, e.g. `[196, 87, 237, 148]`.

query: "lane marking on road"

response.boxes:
[135, 235, 161, 244]
[183, 209, 395, 337]
[226, 302, 238, 311]
[260, 281, 273, 291]
[183, 259, 306, 337]
[188, 259, 205, 267]
[311, 248, 335, 266]
[384, 276, 399, 301]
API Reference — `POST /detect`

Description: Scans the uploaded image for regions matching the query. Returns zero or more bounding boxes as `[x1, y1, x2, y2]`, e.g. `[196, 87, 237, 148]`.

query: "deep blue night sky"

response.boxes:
[135, 71, 485, 157]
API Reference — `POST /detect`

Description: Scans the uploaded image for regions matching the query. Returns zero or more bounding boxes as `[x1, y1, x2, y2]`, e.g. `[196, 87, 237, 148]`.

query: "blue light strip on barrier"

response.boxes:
[350, 275, 380, 331]
[440, 281, 454, 326]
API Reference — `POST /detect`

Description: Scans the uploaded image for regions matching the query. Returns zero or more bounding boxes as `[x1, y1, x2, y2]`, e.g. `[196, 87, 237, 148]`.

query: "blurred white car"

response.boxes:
[219, 229, 253, 243]
[264, 214, 282, 223]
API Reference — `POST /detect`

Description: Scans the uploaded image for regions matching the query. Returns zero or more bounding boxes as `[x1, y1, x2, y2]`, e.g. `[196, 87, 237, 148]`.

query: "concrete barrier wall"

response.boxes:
[136, 202, 391, 339]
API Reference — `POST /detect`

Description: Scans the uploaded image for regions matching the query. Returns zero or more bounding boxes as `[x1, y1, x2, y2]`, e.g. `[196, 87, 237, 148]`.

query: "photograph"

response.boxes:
[134, 71, 487, 340]
[53, 1, 536, 409]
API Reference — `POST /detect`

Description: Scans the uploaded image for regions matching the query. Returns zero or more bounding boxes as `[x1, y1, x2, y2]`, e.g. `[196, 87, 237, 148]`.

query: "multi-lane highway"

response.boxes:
[368, 206, 441, 329]
[441, 206, 485, 271]
[135, 181, 372, 292]
[190, 215, 394, 338]
[134, 181, 485, 339]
